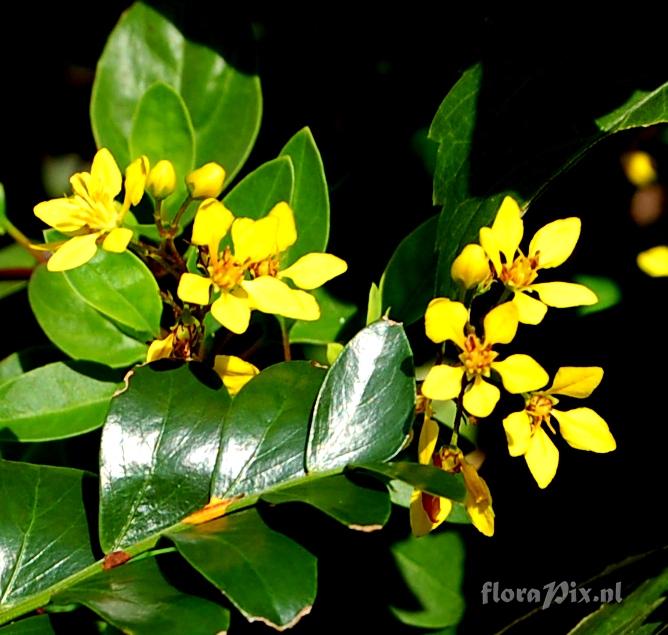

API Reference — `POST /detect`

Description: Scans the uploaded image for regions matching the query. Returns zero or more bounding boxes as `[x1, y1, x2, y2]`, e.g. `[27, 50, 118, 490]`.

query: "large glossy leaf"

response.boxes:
[99, 363, 230, 552]
[91, 2, 261, 180]
[289, 287, 357, 345]
[55, 558, 230, 635]
[223, 157, 294, 219]
[306, 320, 415, 471]
[0, 244, 35, 301]
[390, 531, 465, 629]
[0, 616, 55, 634]
[0, 461, 95, 613]
[380, 215, 438, 325]
[279, 127, 330, 264]
[213, 361, 325, 499]
[0, 362, 122, 442]
[170, 509, 316, 630]
[263, 474, 391, 530]
[129, 82, 195, 219]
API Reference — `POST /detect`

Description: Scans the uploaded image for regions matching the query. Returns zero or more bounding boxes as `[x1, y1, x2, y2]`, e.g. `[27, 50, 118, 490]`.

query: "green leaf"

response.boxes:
[575, 275, 622, 316]
[99, 363, 230, 552]
[0, 616, 55, 634]
[390, 531, 465, 629]
[170, 508, 316, 629]
[307, 320, 415, 471]
[279, 127, 330, 264]
[55, 558, 230, 635]
[223, 156, 294, 219]
[366, 282, 382, 326]
[0, 362, 122, 442]
[91, 2, 261, 180]
[289, 288, 357, 345]
[0, 461, 95, 613]
[129, 82, 195, 220]
[0, 348, 63, 385]
[213, 361, 325, 498]
[263, 474, 391, 530]
[353, 462, 466, 502]
[381, 215, 438, 325]
[0, 244, 36, 301]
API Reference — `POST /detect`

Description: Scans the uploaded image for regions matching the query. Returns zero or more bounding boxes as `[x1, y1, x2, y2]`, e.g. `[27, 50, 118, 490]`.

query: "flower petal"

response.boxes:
[490, 196, 524, 264]
[102, 227, 133, 253]
[530, 281, 597, 307]
[424, 298, 468, 348]
[267, 201, 297, 252]
[637, 246, 668, 277]
[467, 499, 495, 537]
[47, 233, 100, 271]
[483, 301, 518, 345]
[90, 148, 122, 199]
[231, 216, 280, 262]
[33, 198, 86, 233]
[417, 416, 440, 465]
[191, 199, 235, 253]
[479, 227, 502, 274]
[279, 253, 347, 289]
[146, 334, 175, 363]
[525, 427, 559, 489]
[512, 291, 548, 325]
[463, 377, 500, 418]
[421, 364, 464, 401]
[548, 367, 603, 398]
[177, 273, 212, 305]
[552, 408, 616, 452]
[461, 461, 494, 537]
[124, 155, 149, 207]
[528, 217, 581, 269]
[502, 410, 533, 456]
[242, 276, 320, 320]
[409, 490, 452, 537]
[213, 355, 260, 396]
[492, 354, 548, 393]
[210, 291, 252, 334]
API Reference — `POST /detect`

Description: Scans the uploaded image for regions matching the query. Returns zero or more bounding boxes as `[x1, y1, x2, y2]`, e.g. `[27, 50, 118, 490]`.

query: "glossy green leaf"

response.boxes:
[0, 362, 122, 442]
[223, 157, 294, 219]
[99, 363, 230, 552]
[91, 2, 261, 180]
[213, 361, 325, 498]
[391, 531, 465, 629]
[307, 320, 415, 471]
[0, 615, 55, 634]
[0, 244, 36, 301]
[170, 508, 316, 629]
[381, 215, 438, 325]
[279, 127, 330, 264]
[0, 461, 95, 614]
[353, 462, 466, 502]
[129, 82, 195, 219]
[575, 275, 622, 316]
[289, 288, 357, 344]
[55, 558, 230, 635]
[263, 474, 391, 530]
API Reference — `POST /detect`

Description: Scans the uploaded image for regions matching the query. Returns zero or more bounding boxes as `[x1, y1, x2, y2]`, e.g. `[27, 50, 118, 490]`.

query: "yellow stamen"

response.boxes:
[458, 334, 498, 378]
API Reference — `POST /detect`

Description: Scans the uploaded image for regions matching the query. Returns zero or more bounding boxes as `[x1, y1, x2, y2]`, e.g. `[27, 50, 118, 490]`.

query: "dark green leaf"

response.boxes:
[55, 558, 230, 635]
[279, 127, 330, 264]
[381, 215, 438, 325]
[263, 474, 391, 529]
[213, 361, 325, 498]
[307, 320, 415, 471]
[353, 462, 466, 501]
[0, 244, 36, 301]
[0, 461, 95, 611]
[170, 508, 316, 629]
[99, 363, 230, 552]
[0, 616, 55, 634]
[575, 275, 622, 316]
[391, 531, 465, 629]
[91, 2, 261, 180]
[223, 157, 294, 219]
[289, 288, 357, 345]
[0, 362, 121, 442]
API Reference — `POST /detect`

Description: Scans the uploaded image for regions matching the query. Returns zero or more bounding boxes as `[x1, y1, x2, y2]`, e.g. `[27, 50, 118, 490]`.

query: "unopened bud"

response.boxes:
[451, 243, 490, 289]
[147, 160, 177, 200]
[186, 162, 226, 199]
[623, 151, 657, 188]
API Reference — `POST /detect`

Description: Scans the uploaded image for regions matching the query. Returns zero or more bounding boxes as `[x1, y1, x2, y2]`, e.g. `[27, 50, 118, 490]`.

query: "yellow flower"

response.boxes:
[622, 151, 657, 188]
[213, 355, 260, 396]
[146, 323, 199, 362]
[33, 148, 148, 271]
[177, 199, 347, 334]
[503, 367, 616, 489]
[637, 245, 668, 277]
[451, 243, 491, 290]
[147, 159, 177, 200]
[409, 416, 494, 537]
[186, 162, 226, 199]
[479, 196, 597, 324]
[421, 299, 548, 417]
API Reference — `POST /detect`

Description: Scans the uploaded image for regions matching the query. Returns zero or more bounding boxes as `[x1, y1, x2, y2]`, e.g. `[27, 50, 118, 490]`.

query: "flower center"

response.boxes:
[210, 248, 246, 290]
[526, 393, 555, 429]
[500, 254, 539, 290]
[249, 255, 280, 278]
[459, 334, 497, 378]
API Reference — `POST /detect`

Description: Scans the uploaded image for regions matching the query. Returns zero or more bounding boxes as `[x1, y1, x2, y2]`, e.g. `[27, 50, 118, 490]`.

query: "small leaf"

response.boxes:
[55, 558, 230, 635]
[0, 362, 122, 442]
[170, 508, 316, 630]
[0, 615, 55, 634]
[306, 320, 415, 471]
[99, 363, 230, 552]
[213, 361, 325, 498]
[574, 275, 621, 316]
[289, 288, 357, 345]
[366, 282, 382, 326]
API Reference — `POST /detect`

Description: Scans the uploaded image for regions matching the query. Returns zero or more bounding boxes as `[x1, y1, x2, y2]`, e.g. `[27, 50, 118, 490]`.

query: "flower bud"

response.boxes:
[186, 162, 226, 199]
[451, 243, 490, 289]
[147, 160, 177, 200]
[623, 151, 657, 188]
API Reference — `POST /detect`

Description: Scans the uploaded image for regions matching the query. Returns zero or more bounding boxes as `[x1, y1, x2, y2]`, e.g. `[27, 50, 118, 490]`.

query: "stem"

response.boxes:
[1, 219, 48, 263]
[280, 319, 292, 361]
[0, 268, 33, 280]
[154, 199, 165, 235]
[450, 380, 468, 446]
[169, 195, 194, 232]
